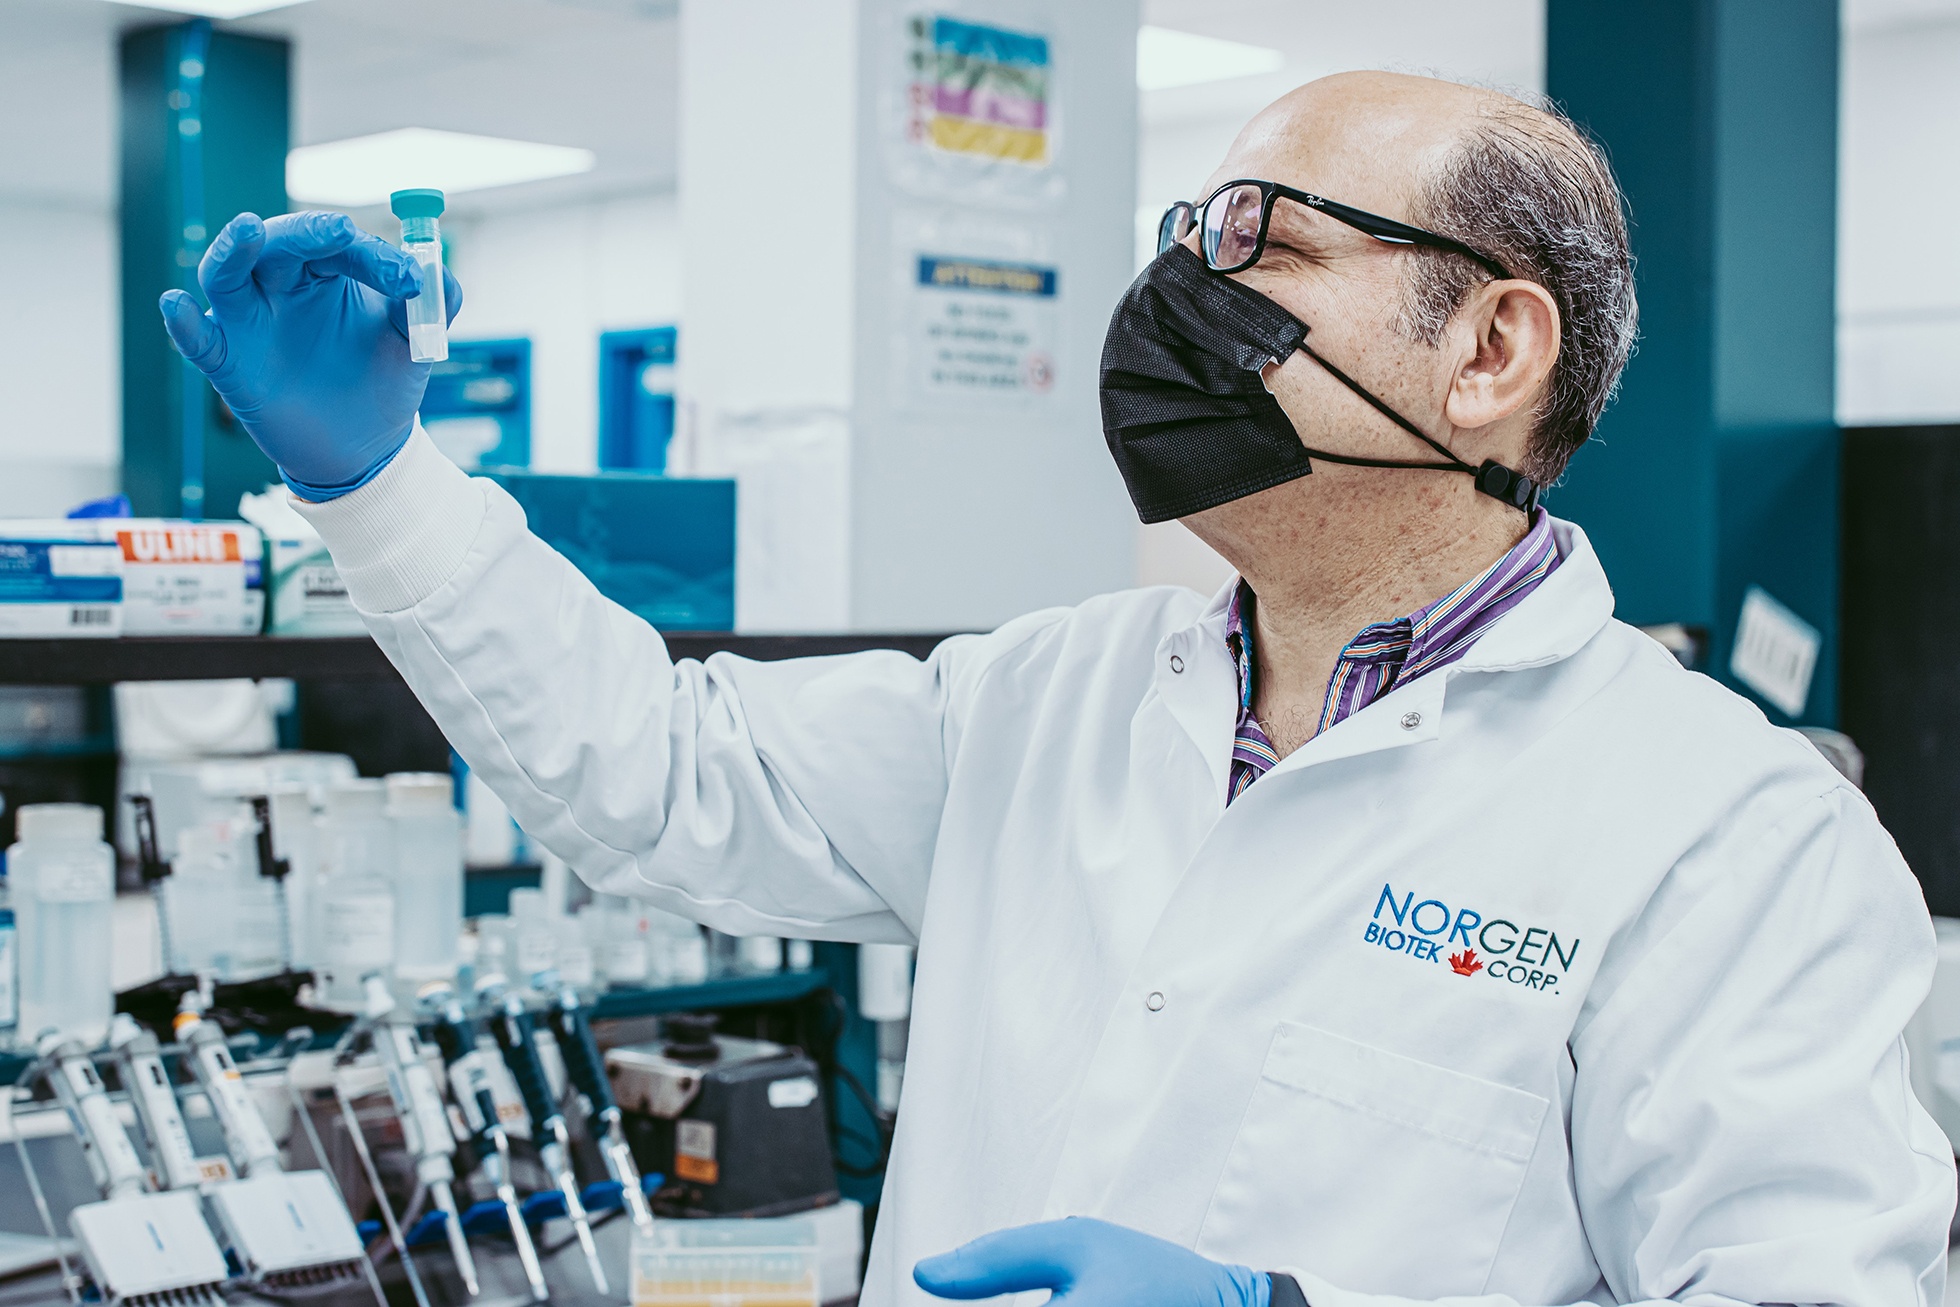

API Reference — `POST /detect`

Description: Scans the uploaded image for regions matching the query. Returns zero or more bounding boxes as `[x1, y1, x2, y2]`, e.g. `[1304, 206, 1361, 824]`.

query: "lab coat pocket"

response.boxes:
[1196, 1020, 1549, 1299]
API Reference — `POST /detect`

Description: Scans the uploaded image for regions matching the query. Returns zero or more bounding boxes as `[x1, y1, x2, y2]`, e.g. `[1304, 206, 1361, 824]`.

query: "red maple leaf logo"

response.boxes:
[1448, 948, 1483, 977]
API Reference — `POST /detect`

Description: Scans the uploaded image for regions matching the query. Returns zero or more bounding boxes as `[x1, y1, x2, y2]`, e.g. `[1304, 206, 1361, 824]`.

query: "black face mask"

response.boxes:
[1098, 243, 1539, 525]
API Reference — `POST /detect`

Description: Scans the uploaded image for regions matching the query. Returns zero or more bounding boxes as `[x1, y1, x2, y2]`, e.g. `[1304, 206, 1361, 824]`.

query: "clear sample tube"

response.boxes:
[390, 188, 448, 363]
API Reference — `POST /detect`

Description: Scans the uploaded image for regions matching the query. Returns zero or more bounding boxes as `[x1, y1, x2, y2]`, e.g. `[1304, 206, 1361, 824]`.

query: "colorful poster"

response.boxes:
[907, 15, 1052, 166]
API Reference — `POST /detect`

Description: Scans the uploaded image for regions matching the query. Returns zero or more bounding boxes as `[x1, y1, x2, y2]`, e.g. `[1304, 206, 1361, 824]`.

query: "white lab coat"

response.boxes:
[302, 432, 1955, 1307]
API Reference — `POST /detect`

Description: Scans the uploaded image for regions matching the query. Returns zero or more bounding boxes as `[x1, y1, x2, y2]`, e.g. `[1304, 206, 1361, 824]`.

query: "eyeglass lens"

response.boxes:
[1201, 183, 1266, 271]
[1157, 203, 1195, 255]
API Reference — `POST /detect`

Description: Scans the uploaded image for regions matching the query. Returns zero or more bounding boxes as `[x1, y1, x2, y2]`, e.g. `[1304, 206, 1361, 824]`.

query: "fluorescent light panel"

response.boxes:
[1137, 26, 1285, 91]
[287, 128, 598, 208]
[101, 0, 316, 16]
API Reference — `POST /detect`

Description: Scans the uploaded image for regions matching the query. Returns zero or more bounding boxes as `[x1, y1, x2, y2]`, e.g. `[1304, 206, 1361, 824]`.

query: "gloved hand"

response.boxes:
[914, 1218, 1271, 1307]
[158, 210, 463, 500]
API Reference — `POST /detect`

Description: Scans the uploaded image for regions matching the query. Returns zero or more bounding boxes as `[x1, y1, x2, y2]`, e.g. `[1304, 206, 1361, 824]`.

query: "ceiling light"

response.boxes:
[1137, 26, 1284, 91]
[287, 129, 598, 208]
[102, 0, 317, 16]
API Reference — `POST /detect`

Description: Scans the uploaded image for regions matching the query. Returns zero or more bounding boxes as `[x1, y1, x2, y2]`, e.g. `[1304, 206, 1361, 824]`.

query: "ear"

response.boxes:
[1442, 280, 1560, 432]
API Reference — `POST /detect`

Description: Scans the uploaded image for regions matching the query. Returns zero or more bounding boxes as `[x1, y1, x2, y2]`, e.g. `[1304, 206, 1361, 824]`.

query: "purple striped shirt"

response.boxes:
[1224, 511, 1560, 803]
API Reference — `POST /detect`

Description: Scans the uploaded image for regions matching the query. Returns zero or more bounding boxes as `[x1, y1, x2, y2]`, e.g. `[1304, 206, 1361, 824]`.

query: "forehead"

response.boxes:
[1198, 74, 1475, 222]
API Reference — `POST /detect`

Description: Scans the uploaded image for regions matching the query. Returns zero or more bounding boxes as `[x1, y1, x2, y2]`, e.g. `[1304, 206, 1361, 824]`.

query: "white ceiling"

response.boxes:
[1, 0, 1956, 217]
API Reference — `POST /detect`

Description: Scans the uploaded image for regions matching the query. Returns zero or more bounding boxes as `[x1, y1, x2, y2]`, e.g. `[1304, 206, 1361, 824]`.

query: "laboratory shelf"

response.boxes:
[0, 632, 958, 684]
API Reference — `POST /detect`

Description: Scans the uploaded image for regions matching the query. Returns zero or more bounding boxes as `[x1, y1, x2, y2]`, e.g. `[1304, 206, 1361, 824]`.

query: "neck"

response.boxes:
[1195, 466, 1528, 756]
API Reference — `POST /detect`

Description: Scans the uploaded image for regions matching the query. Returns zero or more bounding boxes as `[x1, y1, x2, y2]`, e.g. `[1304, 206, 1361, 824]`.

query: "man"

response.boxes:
[161, 71, 1952, 1307]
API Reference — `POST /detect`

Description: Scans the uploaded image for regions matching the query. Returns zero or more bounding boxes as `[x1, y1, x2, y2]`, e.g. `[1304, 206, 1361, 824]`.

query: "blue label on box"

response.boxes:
[0, 541, 120, 604]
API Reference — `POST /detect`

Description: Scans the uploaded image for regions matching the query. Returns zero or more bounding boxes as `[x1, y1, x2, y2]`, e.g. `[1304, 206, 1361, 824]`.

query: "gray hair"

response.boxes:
[1396, 93, 1638, 485]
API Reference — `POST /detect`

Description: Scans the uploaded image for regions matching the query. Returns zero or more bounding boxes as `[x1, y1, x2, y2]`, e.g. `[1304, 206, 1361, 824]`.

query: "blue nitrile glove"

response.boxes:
[914, 1218, 1271, 1307]
[157, 210, 464, 501]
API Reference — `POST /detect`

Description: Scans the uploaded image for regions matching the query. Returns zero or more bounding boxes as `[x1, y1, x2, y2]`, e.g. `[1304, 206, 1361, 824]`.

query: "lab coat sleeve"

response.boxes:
[1269, 784, 1956, 1307]
[293, 428, 1025, 943]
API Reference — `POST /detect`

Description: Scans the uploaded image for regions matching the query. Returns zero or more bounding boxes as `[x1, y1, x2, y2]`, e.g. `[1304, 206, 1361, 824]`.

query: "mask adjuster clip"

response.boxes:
[1474, 460, 1540, 513]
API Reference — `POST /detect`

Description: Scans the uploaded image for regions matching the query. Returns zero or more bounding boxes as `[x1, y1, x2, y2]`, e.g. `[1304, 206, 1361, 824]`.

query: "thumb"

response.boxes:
[159, 290, 227, 374]
[914, 1223, 1079, 1300]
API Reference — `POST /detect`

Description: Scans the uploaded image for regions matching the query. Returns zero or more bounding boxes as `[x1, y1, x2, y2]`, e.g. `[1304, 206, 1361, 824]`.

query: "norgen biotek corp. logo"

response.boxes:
[1364, 883, 1580, 993]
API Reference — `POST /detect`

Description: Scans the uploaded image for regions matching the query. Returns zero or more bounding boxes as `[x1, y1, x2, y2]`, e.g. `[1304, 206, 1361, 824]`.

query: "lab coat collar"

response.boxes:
[1156, 515, 1615, 793]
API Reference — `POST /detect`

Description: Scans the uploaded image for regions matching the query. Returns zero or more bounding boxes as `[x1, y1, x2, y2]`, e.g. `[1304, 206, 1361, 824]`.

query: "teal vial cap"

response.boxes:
[390, 188, 446, 220]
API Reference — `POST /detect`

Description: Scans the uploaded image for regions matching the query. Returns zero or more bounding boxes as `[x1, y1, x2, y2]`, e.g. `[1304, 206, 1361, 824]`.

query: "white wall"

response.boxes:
[444, 190, 683, 473]
[0, 3, 119, 515]
[1838, 14, 1960, 424]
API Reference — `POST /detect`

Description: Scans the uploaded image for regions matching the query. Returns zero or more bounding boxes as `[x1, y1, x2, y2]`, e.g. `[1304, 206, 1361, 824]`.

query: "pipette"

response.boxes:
[481, 977, 609, 1294]
[109, 1014, 207, 1192]
[422, 981, 550, 1302]
[542, 976, 653, 1232]
[174, 1006, 369, 1291]
[359, 976, 480, 1295]
[38, 1034, 232, 1307]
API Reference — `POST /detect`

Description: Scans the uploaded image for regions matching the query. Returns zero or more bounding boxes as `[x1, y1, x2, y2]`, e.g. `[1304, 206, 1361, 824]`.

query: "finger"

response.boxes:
[311, 228, 422, 300]
[253, 211, 365, 293]
[914, 1223, 1079, 1300]
[197, 213, 266, 320]
[158, 289, 227, 375]
[386, 264, 466, 339]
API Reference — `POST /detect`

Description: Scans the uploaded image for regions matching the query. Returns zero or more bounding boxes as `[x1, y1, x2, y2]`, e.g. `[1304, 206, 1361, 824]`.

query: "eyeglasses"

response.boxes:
[1157, 178, 1511, 281]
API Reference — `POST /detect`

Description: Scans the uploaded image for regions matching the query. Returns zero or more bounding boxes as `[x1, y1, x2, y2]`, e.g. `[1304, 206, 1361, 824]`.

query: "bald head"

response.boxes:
[1202, 71, 1637, 484]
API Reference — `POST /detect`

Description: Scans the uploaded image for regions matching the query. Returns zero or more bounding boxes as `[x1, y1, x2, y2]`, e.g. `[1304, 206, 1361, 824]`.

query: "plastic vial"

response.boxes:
[390, 188, 449, 363]
[386, 772, 463, 990]
[313, 779, 396, 1011]
[9, 804, 115, 1047]
[170, 816, 279, 981]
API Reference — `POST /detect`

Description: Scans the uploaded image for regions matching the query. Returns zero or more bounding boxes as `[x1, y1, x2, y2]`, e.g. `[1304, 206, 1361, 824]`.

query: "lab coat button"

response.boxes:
[1145, 991, 1166, 1011]
[1400, 711, 1422, 730]
[1169, 655, 1185, 674]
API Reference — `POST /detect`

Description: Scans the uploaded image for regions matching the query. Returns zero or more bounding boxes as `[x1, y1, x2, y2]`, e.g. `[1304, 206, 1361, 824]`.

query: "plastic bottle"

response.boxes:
[313, 779, 396, 1011]
[387, 772, 463, 990]
[169, 817, 280, 980]
[0, 870, 16, 1042]
[507, 888, 557, 985]
[9, 804, 115, 1046]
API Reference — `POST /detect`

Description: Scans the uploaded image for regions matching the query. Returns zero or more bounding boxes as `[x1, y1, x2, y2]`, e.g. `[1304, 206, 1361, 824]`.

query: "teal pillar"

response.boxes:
[1545, 0, 1839, 726]
[121, 23, 289, 521]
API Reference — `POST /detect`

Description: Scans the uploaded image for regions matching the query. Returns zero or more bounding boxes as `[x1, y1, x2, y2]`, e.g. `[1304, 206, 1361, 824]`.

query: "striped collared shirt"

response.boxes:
[1224, 511, 1560, 803]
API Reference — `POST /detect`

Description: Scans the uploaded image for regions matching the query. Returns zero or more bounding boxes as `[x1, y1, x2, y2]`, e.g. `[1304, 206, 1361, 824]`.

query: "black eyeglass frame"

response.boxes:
[1159, 178, 1512, 282]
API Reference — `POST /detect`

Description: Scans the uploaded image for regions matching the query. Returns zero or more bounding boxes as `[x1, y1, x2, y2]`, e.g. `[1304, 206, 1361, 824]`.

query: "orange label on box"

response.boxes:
[673, 1154, 719, 1184]
[117, 525, 244, 564]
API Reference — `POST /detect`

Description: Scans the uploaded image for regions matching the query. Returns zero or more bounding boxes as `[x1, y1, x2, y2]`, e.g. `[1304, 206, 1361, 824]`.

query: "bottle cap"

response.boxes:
[386, 771, 455, 815]
[17, 802, 103, 843]
[326, 778, 388, 817]
[390, 188, 446, 220]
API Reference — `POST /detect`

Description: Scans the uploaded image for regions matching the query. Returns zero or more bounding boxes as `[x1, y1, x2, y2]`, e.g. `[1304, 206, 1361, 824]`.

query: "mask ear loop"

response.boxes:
[1292, 342, 1540, 513]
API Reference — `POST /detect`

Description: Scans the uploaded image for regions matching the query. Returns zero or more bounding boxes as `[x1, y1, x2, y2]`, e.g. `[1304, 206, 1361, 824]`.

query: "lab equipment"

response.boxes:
[484, 469, 736, 631]
[608, 1018, 837, 1218]
[391, 189, 448, 363]
[109, 1014, 209, 1192]
[421, 981, 549, 1302]
[913, 1218, 1271, 1307]
[544, 979, 654, 1231]
[507, 887, 559, 981]
[0, 522, 122, 637]
[420, 338, 532, 470]
[859, 943, 914, 1113]
[166, 814, 282, 980]
[174, 1007, 369, 1287]
[10, 803, 115, 1046]
[629, 1215, 818, 1307]
[160, 211, 455, 498]
[481, 976, 609, 1293]
[387, 771, 464, 990]
[39, 1035, 231, 1307]
[356, 975, 479, 1295]
[0, 872, 15, 1039]
[314, 779, 396, 1011]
